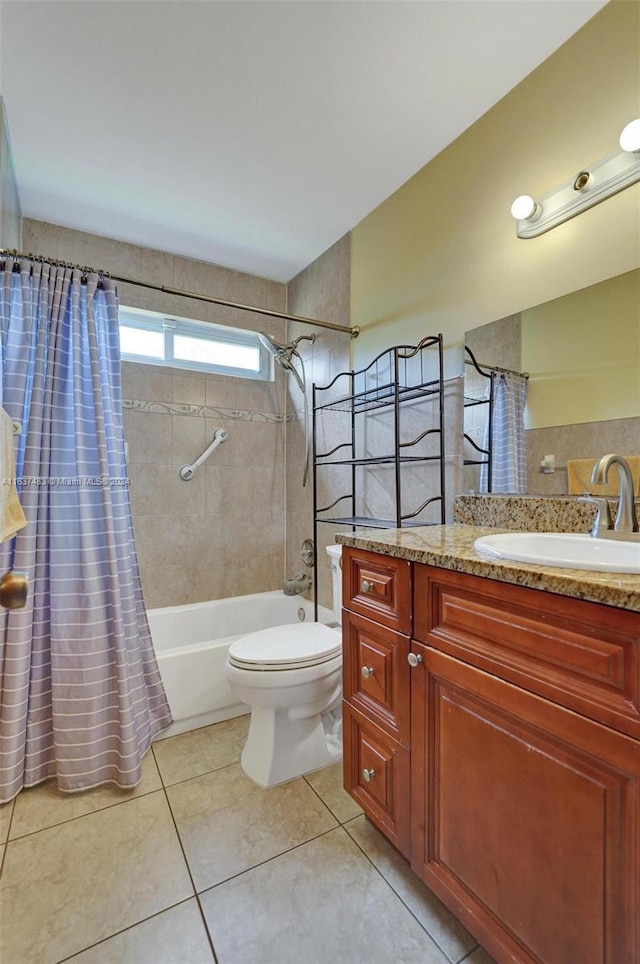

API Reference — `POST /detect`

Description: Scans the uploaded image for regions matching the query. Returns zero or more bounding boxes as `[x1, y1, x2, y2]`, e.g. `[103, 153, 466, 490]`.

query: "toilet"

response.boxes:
[224, 544, 343, 788]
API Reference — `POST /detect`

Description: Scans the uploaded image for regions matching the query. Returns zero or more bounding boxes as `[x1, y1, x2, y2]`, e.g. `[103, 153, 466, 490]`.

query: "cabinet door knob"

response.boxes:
[361, 666, 375, 679]
[408, 652, 423, 667]
[362, 767, 376, 783]
[360, 579, 374, 594]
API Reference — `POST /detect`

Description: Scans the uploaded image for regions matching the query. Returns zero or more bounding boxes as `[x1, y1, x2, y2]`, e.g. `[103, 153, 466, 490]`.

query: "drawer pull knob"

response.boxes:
[408, 652, 423, 668]
[361, 666, 375, 679]
[360, 579, 375, 594]
[362, 767, 376, 783]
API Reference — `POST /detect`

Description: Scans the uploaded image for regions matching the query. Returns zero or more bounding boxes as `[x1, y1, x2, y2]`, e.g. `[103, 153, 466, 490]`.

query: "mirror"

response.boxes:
[464, 267, 640, 496]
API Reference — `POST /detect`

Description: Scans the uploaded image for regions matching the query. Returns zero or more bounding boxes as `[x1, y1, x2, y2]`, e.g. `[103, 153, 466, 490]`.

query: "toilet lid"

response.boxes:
[228, 623, 341, 670]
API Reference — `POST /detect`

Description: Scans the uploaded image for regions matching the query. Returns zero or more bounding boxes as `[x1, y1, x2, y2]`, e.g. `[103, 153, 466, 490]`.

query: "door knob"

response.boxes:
[360, 579, 375, 594]
[361, 666, 375, 679]
[362, 767, 376, 782]
[407, 652, 423, 667]
[0, 570, 28, 610]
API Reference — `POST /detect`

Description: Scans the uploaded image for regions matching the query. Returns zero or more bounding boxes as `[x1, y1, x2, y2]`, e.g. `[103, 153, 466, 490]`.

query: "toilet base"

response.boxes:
[240, 704, 342, 788]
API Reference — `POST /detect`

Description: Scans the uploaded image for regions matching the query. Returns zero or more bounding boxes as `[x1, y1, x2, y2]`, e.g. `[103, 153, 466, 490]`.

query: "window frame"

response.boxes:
[119, 306, 271, 381]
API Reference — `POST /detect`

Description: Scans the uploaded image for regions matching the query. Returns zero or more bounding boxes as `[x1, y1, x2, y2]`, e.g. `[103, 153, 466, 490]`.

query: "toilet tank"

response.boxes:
[325, 544, 342, 624]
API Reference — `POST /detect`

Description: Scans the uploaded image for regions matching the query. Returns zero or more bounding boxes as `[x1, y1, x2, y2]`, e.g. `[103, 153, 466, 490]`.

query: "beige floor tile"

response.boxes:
[65, 899, 214, 964]
[200, 827, 449, 964]
[153, 715, 249, 786]
[167, 763, 337, 891]
[9, 750, 162, 839]
[304, 761, 363, 824]
[464, 947, 498, 964]
[345, 814, 477, 963]
[0, 791, 193, 964]
[0, 797, 14, 843]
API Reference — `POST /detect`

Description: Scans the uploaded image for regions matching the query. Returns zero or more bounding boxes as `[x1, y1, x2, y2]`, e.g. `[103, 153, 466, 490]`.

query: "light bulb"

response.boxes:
[619, 119, 640, 153]
[510, 195, 540, 221]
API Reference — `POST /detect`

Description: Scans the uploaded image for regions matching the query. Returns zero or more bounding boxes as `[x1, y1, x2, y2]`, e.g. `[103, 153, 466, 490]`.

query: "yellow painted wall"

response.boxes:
[351, 0, 640, 427]
[523, 268, 640, 428]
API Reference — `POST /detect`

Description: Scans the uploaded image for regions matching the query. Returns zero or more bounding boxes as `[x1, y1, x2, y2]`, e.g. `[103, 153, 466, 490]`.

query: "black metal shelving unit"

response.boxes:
[463, 345, 494, 491]
[312, 335, 446, 615]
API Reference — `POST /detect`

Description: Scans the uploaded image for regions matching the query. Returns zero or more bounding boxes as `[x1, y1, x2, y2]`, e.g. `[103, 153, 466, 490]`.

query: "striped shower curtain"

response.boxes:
[483, 370, 529, 493]
[0, 257, 172, 803]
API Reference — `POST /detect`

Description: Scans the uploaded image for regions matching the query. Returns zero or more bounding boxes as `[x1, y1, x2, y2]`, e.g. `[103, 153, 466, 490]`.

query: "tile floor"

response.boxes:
[0, 715, 496, 964]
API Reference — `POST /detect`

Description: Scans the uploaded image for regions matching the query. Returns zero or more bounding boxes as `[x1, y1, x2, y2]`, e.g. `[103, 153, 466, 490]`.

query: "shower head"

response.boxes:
[258, 331, 316, 379]
[257, 331, 288, 361]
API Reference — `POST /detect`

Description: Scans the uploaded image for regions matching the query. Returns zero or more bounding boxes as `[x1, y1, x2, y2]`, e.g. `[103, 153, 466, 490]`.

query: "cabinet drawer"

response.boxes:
[414, 564, 640, 739]
[343, 547, 411, 633]
[343, 703, 410, 856]
[342, 610, 410, 745]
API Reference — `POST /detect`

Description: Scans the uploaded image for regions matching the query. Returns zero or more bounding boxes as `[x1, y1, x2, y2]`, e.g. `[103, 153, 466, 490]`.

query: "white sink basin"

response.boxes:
[474, 532, 640, 574]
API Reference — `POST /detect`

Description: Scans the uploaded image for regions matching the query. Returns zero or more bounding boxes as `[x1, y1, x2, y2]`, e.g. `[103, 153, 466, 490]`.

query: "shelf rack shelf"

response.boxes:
[463, 345, 493, 487]
[312, 335, 446, 614]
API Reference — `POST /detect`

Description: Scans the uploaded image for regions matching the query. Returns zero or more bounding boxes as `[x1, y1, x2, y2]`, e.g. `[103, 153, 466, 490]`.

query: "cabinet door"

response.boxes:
[410, 645, 639, 964]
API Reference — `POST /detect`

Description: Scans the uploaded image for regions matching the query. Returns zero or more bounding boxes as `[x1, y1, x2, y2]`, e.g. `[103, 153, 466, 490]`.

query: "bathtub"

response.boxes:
[148, 591, 334, 738]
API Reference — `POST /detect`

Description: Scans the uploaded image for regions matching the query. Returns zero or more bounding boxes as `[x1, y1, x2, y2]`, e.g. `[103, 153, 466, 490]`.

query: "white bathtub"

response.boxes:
[148, 591, 334, 738]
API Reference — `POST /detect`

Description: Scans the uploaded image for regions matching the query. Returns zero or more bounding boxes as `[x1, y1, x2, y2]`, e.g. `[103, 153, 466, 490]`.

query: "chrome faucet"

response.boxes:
[585, 454, 639, 539]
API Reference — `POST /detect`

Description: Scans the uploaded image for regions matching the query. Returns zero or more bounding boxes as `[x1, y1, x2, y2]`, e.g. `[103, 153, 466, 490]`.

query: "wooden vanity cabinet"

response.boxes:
[341, 548, 640, 964]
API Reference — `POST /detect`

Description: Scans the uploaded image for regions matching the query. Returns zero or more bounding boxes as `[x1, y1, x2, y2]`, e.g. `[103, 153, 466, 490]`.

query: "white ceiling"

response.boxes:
[1, 0, 607, 282]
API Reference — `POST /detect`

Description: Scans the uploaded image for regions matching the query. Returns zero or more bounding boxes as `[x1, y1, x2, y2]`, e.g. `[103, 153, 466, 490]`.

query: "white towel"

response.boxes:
[0, 407, 27, 543]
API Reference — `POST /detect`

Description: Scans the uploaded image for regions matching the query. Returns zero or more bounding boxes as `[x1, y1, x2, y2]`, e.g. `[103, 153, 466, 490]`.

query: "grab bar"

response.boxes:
[179, 427, 228, 480]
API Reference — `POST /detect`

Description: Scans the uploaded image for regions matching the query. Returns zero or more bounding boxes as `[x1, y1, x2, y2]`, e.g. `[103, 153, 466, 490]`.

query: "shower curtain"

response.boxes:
[482, 370, 529, 493]
[0, 257, 172, 804]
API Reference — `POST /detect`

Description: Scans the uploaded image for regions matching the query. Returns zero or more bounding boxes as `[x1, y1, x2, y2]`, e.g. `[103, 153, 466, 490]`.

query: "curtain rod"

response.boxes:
[464, 345, 529, 378]
[0, 248, 360, 339]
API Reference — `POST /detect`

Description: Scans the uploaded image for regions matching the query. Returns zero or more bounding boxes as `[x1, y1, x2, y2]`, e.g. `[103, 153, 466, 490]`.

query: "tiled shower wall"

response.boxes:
[286, 235, 352, 612]
[22, 219, 288, 609]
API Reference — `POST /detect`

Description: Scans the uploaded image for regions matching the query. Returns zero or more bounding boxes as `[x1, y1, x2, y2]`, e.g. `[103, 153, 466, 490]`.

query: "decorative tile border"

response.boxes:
[123, 398, 294, 423]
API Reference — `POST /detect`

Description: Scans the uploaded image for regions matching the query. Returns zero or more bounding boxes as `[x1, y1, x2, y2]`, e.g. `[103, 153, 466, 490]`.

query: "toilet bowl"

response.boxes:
[224, 544, 343, 788]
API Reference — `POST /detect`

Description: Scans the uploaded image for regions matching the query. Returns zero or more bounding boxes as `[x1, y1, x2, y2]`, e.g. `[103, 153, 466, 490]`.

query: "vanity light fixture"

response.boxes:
[511, 118, 640, 238]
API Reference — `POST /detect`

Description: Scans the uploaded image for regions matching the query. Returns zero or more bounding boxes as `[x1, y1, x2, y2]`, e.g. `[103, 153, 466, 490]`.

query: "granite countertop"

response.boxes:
[336, 524, 640, 613]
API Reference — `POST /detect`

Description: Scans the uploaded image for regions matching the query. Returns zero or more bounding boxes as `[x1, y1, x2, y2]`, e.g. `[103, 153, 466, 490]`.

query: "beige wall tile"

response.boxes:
[120, 362, 138, 400]
[130, 463, 205, 518]
[135, 367, 173, 403]
[141, 559, 227, 609]
[133, 412, 173, 463]
[172, 415, 206, 467]
[172, 373, 205, 406]
[204, 373, 238, 409]
[236, 374, 283, 414]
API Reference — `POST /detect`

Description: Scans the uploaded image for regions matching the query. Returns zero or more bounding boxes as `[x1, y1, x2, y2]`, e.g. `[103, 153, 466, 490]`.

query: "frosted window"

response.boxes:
[174, 335, 260, 371]
[120, 325, 165, 359]
[119, 307, 268, 380]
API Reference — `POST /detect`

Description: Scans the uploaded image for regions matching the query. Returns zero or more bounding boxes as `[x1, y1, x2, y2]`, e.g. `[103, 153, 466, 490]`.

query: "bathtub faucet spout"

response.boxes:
[283, 573, 312, 596]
